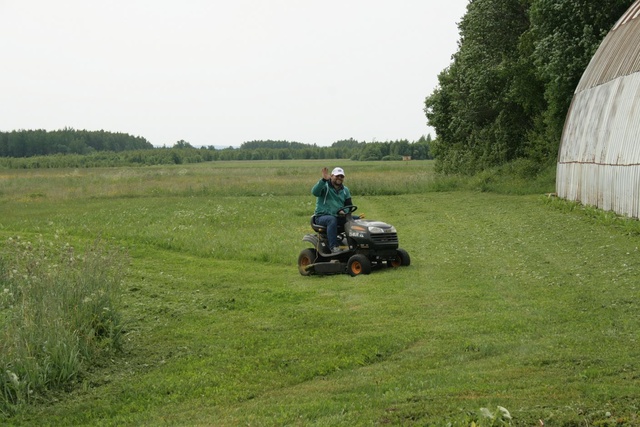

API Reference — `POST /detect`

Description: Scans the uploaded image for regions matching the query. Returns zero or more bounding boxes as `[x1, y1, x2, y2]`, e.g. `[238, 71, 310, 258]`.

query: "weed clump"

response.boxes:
[0, 236, 127, 415]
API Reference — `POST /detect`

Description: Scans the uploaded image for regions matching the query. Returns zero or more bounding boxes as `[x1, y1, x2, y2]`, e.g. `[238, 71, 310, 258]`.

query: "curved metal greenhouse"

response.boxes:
[557, 0, 640, 218]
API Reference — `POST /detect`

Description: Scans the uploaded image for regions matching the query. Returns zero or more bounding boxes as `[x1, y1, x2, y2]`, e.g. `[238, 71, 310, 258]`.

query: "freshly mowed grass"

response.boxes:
[0, 160, 639, 425]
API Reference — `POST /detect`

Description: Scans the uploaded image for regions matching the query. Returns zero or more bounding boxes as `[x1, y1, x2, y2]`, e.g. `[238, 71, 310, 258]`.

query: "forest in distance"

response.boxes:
[0, 129, 433, 169]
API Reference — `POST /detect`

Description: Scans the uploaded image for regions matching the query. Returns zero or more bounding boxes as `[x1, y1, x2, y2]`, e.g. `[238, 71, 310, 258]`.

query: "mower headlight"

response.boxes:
[368, 226, 396, 233]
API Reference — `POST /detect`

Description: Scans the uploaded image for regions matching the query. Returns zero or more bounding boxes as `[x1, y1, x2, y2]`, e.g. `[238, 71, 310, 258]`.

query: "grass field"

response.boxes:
[1, 160, 639, 426]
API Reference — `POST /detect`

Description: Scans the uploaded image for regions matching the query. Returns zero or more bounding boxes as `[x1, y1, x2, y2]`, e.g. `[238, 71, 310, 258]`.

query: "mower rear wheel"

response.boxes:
[347, 254, 372, 276]
[390, 248, 411, 267]
[298, 248, 318, 276]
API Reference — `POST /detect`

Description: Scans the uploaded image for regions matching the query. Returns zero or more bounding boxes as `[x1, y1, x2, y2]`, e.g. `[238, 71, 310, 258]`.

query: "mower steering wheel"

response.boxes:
[339, 205, 358, 215]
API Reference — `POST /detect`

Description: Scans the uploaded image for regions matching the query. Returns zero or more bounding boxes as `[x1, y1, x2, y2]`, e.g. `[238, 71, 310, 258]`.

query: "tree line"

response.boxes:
[234, 138, 432, 161]
[0, 128, 153, 157]
[425, 0, 634, 175]
[0, 135, 432, 169]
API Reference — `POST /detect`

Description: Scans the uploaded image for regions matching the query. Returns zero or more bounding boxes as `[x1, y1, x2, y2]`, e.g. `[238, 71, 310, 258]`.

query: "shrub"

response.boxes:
[0, 237, 127, 415]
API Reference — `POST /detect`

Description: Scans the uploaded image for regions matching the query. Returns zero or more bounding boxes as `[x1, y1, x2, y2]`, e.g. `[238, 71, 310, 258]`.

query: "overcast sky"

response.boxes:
[1, 1, 468, 147]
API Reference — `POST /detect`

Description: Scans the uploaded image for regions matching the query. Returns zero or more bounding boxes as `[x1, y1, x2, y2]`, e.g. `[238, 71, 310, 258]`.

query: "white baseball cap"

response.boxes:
[331, 167, 345, 176]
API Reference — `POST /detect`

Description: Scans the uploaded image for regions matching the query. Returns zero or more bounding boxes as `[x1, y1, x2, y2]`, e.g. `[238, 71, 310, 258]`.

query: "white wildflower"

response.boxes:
[6, 370, 19, 388]
[498, 406, 512, 420]
[480, 407, 494, 419]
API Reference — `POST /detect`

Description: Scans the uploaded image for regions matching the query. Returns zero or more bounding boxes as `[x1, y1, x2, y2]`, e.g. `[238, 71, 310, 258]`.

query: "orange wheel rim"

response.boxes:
[351, 262, 362, 274]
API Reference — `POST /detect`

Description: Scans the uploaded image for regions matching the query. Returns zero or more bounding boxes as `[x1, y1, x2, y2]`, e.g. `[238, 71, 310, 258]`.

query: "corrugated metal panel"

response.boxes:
[557, 162, 640, 217]
[561, 75, 640, 166]
[557, 0, 640, 218]
[576, 1, 640, 92]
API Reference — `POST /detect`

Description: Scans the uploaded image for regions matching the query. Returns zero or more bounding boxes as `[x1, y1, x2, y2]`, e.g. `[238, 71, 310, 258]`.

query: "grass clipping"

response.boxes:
[0, 236, 127, 414]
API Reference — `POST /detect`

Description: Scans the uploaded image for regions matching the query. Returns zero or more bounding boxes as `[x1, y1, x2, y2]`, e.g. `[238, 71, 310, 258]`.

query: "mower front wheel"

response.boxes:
[390, 248, 411, 268]
[298, 248, 318, 276]
[347, 254, 372, 276]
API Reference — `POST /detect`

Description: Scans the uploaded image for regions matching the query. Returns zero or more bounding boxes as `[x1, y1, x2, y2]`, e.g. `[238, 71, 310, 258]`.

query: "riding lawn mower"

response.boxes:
[297, 205, 410, 276]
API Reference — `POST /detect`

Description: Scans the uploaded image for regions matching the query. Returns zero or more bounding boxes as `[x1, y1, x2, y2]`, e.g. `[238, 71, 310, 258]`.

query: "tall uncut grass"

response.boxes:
[0, 237, 126, 415]
[0, 159, 556, 201]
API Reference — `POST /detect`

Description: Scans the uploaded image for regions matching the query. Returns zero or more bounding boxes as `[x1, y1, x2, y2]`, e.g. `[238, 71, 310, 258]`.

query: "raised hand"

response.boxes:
[322, 167, 330, 180]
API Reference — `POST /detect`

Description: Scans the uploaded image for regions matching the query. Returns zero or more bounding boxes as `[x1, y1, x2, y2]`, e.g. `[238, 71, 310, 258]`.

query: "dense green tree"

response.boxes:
[425, 0, 533, 174]
[391, 140, 411, 157]
[331, 138, 363, 150]
[173, 140, 195, 149]
[358, 143, 386, 161]
[425, 0, 635, 174]
[413, 135, 432, 160]
[240, 140, 310, 150]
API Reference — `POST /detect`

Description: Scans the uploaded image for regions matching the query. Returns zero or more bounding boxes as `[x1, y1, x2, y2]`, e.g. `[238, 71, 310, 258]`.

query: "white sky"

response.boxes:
[1, 0, 468, 147]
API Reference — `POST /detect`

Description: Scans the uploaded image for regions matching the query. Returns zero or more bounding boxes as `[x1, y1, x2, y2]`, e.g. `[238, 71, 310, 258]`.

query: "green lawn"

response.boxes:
[1, 160, 638, 426]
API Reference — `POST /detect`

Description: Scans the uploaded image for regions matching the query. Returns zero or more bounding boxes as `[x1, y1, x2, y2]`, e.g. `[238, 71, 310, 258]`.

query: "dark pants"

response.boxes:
[314, 215, 346, 249]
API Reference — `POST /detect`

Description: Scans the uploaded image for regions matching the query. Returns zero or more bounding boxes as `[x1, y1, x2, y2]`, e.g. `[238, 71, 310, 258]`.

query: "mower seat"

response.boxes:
[310, 216, 326, 233]
[310, 216, 345, 234]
